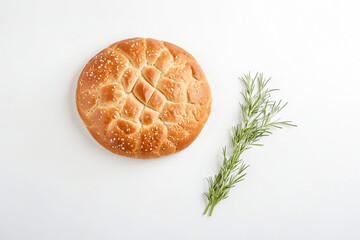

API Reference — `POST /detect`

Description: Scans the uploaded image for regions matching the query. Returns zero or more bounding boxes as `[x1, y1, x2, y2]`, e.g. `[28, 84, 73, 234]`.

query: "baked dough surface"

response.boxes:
[76, 38, 211, 158]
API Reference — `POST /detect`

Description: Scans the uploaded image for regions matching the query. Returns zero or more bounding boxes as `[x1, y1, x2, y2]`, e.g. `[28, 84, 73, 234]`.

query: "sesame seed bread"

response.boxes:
[76, 38, 212, 159]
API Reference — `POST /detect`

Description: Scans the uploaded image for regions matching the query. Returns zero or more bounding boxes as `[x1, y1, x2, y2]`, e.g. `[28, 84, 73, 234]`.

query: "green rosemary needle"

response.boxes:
[203, 73, 296, 216]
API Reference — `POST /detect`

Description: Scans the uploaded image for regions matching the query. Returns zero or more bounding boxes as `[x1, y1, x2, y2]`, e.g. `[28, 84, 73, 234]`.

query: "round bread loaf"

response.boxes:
[76, 38, 212, 159]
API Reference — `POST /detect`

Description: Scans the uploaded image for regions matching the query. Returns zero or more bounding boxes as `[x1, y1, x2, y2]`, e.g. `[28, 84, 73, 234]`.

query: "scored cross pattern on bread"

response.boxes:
[76, 38, 211, 159]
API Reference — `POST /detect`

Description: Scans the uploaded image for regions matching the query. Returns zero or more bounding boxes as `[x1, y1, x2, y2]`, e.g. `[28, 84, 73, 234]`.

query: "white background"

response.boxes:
[1, 0, 359, 239]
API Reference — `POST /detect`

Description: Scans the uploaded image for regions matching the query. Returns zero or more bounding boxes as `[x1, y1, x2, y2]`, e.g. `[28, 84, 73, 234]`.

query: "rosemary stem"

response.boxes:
[203, 73, 295, 216]
[203, 202, 211, 215]
[209, 204, 216, 216]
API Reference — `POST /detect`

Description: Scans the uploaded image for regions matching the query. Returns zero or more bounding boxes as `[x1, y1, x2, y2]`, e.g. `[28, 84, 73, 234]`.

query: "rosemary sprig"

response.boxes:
[203, 73, 296, 216]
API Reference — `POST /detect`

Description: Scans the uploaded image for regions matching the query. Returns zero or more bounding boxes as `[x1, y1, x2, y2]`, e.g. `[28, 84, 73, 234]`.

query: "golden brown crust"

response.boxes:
[76, 38, 212, 159]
